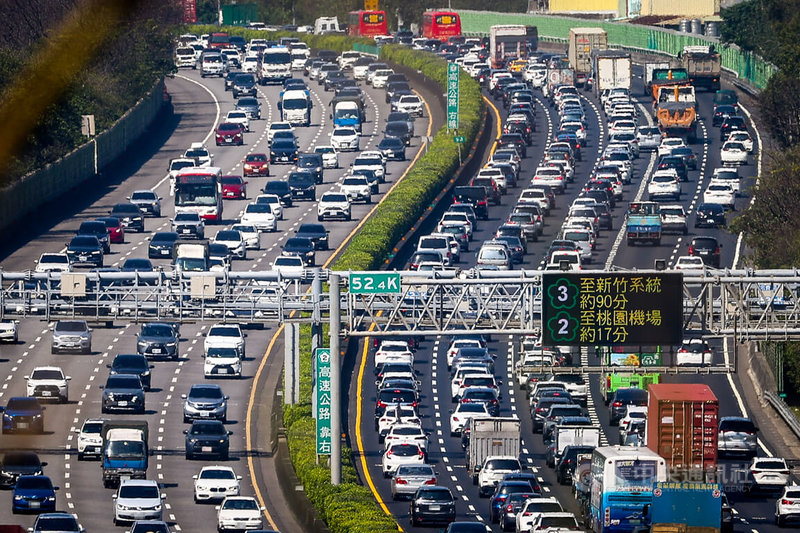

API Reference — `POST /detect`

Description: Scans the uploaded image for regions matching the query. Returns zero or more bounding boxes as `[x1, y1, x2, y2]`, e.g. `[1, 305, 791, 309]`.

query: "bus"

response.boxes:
[174, 167, 223, 222]
[589, 447, 668, 533]
[347, 10, 388, 38]
[422, 11, 461, 42]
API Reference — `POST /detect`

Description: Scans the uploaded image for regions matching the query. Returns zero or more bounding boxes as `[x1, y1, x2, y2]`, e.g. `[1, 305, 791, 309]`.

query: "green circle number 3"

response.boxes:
[547, 278, 577, 310]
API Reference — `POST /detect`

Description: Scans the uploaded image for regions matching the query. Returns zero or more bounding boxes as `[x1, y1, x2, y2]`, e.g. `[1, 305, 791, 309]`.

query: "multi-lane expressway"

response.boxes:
[0, 62, 438, 531]
[350, 66, 791, 533]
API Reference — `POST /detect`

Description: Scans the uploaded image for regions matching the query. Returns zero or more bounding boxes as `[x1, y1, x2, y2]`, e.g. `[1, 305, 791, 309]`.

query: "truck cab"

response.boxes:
[102, 420, 149, 488]
[331, 100, 362, 132]
[279, 89, 312, 126]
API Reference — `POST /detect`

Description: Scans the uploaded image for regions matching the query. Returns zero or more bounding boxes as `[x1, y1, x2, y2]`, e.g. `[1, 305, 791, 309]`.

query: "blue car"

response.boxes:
[1, 396, 45, 434]
[12, 475, 57, 514]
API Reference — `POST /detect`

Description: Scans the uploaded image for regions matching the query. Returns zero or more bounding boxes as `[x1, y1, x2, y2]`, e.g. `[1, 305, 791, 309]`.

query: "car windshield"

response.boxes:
[7, 398, 40, 410]
[107, 375, 141, 389]
[16, 476, 52, 489]
[71, 236, 98, 247]
[141, 324, 173, 337]
[486, 459, 520, 470]
[323, 193, 347, 202]
[216, 231, 240, 241]
[223, 498, 258, 510]
[114, 356, 146, 370]
[82, 421, 103, 434]
[190, 386, 223, 399]
[31, 369, 63, 380]
[107, 440, 145, 458]
[207, 348, 238, 358]
[200, 468, 235, 480]
[457, 403, 488, 413]
[119, 485, 158, 499]
[152, 233, 178, 244]
[209, 326, 240, 337]
[131, 192, 155, 201]
[245, 154, 267, 162]
[191, 422, 225, 436]
[35, 516, 79, 530]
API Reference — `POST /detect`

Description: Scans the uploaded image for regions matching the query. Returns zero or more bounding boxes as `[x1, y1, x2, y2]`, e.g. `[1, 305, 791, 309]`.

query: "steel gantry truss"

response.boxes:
[3, 269, 800, 341]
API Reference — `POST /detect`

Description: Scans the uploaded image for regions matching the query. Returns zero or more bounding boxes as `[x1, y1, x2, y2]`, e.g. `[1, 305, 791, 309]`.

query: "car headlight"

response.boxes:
[219, 439, 226, 443]
[189, 438, 197, 443]
[33, 413, 42, 419]
[14, 495, 23, 501]
[167, 341, 177, 347]
[107, 393, 115, 400]
[118, 504, 130, 511]
[47, 496, 56, 501]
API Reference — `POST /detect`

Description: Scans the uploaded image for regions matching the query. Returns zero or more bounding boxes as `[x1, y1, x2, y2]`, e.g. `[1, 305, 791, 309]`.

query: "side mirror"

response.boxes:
[474, 465, 482, 472]
[192, 475, 198, 480]
[228, 431, 233, 435]
[181, 394, 187, 399]
[66, 376, 72, 381]
[106, 364, 112, 368]
[215, 506, 221, 511]
[183, 429, 188, 435]
[149, 365, 155, 369]
[161, 493, 167, 499]
[54, 486, 60, 491]
[225, 395, 230, 400]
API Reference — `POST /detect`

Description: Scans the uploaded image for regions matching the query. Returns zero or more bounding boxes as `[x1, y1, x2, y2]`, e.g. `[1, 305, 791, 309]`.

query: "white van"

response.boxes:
[314, 17, 340, 34]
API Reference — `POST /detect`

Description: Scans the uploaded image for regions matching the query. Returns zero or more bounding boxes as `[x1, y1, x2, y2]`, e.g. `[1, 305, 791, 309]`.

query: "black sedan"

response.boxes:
[66, 235, 104, 268]
[378, 137, 406, 161]
[295, 223, 329, 250]
[148, 231, 179, 259]
[384, 120, 411, 146]
[184, 420, 231, 460]
[108, 353, 153, 390]
[296, 153, 324, 184]
[110, 203, 145, 232]
[282, 237, 315, 266]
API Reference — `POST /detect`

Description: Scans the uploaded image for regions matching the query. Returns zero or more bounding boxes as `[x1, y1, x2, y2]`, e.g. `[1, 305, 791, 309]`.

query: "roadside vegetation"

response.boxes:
[722, 0, 800, 401]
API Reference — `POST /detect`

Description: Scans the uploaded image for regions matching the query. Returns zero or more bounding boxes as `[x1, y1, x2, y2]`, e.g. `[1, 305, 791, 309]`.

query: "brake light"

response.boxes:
[377, 400, 387, 408]
[715, 247, 720, 254]
[425, 478, 437, 485]
[688, 246, 694, 255]
[751, 469, 760, 474]
[612, 401, 623, 407]
[506, 504, 514, 512]
[386, 450, 393, 457]
[395, 477, 407, 484]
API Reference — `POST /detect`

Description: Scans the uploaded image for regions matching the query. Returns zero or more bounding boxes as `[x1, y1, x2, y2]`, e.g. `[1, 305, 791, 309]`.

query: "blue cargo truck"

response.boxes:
[102, 420, 149, 488]
[637, 482, 722, 533]
[626, 202, 662, 246]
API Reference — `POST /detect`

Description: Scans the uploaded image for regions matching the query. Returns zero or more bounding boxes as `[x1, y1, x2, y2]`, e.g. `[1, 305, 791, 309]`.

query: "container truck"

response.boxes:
[592, 50, 632, 97]
[626, 202, 662, 246]
[642, 481, 723, 533]
[102, 420, 149, 488]
[644, 61, 671, 96]
[680, 45, 721, 92]
[465, 417, 520, 484]
[647, 384, 719, 482]
[489, 25, 527, 69]
[568, 28, 607, 88]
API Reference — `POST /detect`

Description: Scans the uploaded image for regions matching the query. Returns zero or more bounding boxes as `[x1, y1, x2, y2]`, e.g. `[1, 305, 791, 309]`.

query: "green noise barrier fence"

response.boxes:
[456, 9, 776, 90]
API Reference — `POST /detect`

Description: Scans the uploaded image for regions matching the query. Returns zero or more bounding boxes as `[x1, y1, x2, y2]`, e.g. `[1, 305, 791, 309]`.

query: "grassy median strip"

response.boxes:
[190, 25, 483, 532]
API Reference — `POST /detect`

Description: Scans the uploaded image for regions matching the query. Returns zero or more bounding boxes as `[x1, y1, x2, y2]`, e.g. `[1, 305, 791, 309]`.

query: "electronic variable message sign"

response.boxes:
[542, 272, 683, 346]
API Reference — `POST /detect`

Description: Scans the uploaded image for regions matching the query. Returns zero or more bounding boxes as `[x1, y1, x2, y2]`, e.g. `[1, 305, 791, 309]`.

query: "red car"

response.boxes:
[243, 153, 269, 176]
[96, 216, 125, 244]
[215, 122, 244, 146]
[221, 175, 247, 199]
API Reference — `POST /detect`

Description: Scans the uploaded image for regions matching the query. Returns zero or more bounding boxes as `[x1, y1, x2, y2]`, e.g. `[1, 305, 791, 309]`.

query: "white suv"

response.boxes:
[318, 192, 351, 221]
[26, 366, 70, 403]
[776, 485, 800, 526]
[204, 323, 246, 357]
[477, 455, 522, 497]
[76, 418, 105, 459]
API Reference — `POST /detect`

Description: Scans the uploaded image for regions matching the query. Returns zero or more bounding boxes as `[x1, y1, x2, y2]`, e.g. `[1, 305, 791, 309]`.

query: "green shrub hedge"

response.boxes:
[189, 25, 484, 532]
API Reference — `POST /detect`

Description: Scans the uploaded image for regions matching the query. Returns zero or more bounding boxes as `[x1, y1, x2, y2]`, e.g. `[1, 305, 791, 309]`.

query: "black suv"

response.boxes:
[184, 420, 231, 460]
[453, 186, 489, 220]
[137, 322, 179, 360]
[270, 139, 298, 164]
[608, 388, 648, 425]
[720, 115, 747, 141]
[287, 171, 316, 201]
[695, 203, 726, 228]
[77, 220, 111, 253]
[108, 353, 153, 390]
[689, 236, 722, 268]
[282, 237, 315, 266]
[263, 180, 293, 207]
[657, 155, 689, 181]
[148, 231, 179, 259]
[0, 451, 46, 488]
[410, 486, 456, 527]
[295, 223, 329, 250]
[296, 153, 324, 184]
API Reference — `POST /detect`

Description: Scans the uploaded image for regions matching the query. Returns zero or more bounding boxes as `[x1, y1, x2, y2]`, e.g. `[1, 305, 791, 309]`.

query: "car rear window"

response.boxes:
[719, 419, 757, 433]
[379, 389, 415, 403]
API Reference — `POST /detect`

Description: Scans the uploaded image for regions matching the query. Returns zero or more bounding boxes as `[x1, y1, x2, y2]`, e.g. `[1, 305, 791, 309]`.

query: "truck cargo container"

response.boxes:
[681, 45, 721, 92]
[647, 384, 718, 482]
[593, 50, 632, 97]
[568, 28, 607, 87]
[489, 25, 527, 69]
[465, 416, 520, 483]
[649, 68, 690, 100]
[645, 481, 723, 533]
[545, 67, 575, 97]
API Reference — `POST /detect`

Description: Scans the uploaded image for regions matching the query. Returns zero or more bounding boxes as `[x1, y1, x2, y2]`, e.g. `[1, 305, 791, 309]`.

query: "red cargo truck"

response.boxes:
[647, 383, 719, 482]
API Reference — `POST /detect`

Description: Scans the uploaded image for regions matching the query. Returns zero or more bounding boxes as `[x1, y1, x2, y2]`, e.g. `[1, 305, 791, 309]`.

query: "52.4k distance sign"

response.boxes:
[541, 272, 683, 346]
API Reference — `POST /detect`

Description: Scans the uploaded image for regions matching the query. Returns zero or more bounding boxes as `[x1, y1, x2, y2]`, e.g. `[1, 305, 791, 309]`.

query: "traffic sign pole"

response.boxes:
[329, 273, 341, 485]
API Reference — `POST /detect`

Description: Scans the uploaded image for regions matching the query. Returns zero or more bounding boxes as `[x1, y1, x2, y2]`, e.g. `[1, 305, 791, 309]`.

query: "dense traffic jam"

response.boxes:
[365, 27, 798, 533]
[0, 32, 431, 533]
[0, 21, 796, 533]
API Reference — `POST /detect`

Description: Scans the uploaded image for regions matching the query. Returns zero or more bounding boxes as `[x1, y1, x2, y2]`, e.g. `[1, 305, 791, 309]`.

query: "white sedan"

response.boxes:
[216, 496, 264, 532]
[330, 127, 359, 152]
[449, 401, 490, 436]
[703, 182, 736, 210]
[225, 110, 250, 132]
[314, 145, 339, 169]
[231, 223, 260, 250]
[255, 194, 283, 220]
[721, 140, 749, 165]
[384, 423, 429, 452]
[35, 252, 72, 273]
[271, 255, 305, 276]
[674, 255, 706, 270]
[375, 341, 414, 368]
[241, 203, 277, 232]
[193, 465, 241, 502]
[382, 443, 425, 477]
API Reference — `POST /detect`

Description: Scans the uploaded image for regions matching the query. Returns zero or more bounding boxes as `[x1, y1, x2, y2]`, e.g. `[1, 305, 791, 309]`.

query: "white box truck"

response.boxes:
[592, 50, 632, 97]
[465, 417, 520, 483]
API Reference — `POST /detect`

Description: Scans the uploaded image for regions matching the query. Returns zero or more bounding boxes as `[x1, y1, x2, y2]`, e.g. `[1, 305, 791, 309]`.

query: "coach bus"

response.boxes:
[589, 446, 668, 533]
[347, 10, 388, 38]
[174, 167, 223, 222]
[422, 10, 461, 41]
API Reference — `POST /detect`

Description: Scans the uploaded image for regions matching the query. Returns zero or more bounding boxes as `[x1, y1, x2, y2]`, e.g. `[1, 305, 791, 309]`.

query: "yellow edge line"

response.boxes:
[482, 94, 502, 159]
[246, 89, 433, 529]
[247, 323, 284, 531]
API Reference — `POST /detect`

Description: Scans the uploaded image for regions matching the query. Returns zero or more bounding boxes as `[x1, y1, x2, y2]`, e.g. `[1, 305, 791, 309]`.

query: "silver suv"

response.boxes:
[51, 320, 91, 354]
[718, 417, 759, 458]
[128, 190, 162, 217]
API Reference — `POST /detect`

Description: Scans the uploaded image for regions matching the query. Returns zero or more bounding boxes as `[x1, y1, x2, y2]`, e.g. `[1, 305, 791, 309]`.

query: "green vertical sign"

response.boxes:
[314, 348, 332, 455]
[447, 63, 459, 131]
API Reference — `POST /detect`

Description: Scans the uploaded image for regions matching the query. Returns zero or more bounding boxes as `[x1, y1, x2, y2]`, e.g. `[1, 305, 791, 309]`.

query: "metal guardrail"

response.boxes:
[764, 391, 800, 440]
